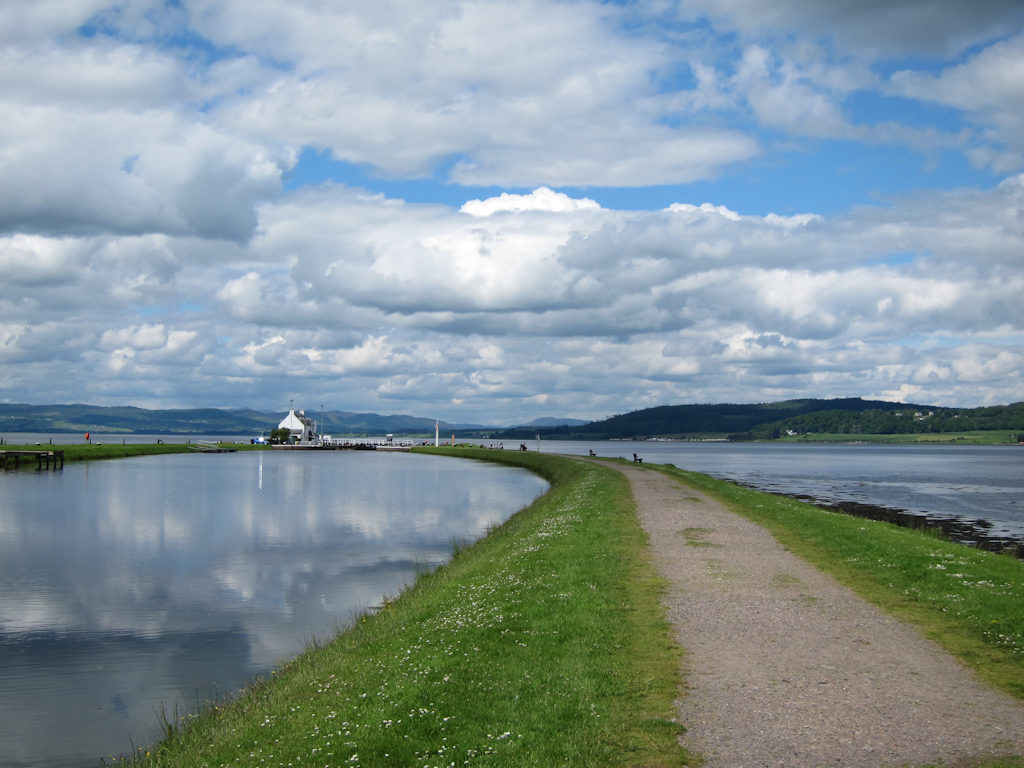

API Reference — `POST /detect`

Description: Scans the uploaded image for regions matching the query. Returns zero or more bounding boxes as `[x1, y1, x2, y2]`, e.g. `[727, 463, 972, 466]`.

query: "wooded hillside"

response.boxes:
[493, 398, 1023, 440]
[748, 402, 1024, 438]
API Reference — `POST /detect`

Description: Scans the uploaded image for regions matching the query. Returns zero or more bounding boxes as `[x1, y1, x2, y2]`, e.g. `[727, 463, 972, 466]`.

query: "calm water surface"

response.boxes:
[0, 450, 548, 768]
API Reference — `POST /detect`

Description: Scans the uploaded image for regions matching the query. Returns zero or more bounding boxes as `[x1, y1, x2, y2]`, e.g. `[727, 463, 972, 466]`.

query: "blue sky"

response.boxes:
[286, 136, 997, 217]
[1, 1, 1022, 424]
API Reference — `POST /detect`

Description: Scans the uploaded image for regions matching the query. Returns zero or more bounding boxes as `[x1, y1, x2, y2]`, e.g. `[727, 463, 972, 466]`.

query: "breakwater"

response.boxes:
[122, 449, 689, 767]
[92, 451, 1024, 765]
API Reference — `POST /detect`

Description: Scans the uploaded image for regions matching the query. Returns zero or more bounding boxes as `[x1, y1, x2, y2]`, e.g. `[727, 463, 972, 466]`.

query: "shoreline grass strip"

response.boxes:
[0, 442, 267, 463]
[128, 449, 691, 767]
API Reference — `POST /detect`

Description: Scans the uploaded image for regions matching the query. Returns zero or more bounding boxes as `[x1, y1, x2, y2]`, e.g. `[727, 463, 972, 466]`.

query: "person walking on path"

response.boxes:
[609, 461, 1024, 767]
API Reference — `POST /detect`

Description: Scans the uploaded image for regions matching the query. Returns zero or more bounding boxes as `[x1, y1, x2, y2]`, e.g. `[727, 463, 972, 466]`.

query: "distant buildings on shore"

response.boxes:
[278, 408, 316, 443]
[264, 407, 413, 450]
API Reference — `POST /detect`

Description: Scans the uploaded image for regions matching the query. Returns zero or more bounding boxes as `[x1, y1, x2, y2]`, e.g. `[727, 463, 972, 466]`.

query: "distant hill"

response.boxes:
[0, 403, 269, 435]
[492, 398, 938, 439]
[318, 411, 493, 435]
[493, 398, 1024, 440]
[517, 417, 590, 428]
[0, 403, 490, 436]
[748, 401, 1024, 438]
[4, 399, 1019, 440]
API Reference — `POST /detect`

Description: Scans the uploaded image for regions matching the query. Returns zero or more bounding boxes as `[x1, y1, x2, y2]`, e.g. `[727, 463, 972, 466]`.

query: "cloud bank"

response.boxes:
[0, 1, 1021, 423]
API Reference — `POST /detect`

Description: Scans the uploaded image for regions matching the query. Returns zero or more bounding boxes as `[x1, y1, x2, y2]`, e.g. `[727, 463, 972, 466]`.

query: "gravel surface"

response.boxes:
[612, 462, 1024, 768]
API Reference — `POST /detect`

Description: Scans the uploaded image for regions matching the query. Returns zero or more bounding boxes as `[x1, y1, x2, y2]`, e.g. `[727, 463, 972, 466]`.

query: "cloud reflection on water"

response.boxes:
[0, 450, 547, 767]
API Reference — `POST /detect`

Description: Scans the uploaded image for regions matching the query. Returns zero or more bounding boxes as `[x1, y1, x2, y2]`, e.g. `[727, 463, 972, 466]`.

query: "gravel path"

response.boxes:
[612, 462, 1024, 768]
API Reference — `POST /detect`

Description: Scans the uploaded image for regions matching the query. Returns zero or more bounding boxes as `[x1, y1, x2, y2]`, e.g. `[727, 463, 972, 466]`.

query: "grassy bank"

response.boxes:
[658, 463, 1024, 701]
[130, 448, 690, 767]
[1, 441, 265, 463]
[774, 430, 1020, 444]
[102, 448, 1021, 765]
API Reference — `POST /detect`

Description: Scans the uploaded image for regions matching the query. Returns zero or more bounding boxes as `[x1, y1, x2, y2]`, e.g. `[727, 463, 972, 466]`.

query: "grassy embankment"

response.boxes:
[0, 441, 266, 463]
[656, 462, 1024, 703]
[126, 448, 691, 767]
[103, 447, 1021, 766]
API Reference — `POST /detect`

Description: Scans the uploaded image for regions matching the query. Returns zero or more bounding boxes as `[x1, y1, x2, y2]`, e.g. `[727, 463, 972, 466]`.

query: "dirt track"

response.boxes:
[612, 462, 1024, 767]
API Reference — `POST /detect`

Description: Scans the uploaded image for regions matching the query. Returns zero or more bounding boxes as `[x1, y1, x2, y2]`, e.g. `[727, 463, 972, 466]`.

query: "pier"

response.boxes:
[0, 450, 64, 470]
[271, 442, 412, 452]
[189, 440, 238, 453]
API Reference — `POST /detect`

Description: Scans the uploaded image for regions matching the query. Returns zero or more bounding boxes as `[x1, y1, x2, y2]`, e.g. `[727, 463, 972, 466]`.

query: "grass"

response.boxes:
[1, 441, 266, 463]
[124, 448, 691, 767]
[657, 462, 1024, 701]
[95, 448, 1021, 766]
[776, 430, 1020, 445]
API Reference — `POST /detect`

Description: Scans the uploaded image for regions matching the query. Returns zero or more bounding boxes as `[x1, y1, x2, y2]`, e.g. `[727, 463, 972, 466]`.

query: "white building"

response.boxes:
[279, 408, 315, 443]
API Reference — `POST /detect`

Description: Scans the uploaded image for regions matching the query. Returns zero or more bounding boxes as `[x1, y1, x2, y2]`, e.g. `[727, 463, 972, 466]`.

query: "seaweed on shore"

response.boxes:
[787, 493, 1024, 558]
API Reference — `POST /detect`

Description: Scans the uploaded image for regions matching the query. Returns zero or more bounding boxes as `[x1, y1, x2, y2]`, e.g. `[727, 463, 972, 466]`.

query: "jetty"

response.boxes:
[189, 441, 237, 453]
[0, 449, 64, 470]
[271, 407, 415, 451]
[272, 441, 412, 452]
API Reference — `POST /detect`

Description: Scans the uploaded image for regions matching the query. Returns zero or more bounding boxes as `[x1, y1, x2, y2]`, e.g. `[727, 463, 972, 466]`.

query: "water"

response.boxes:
[0, 432, 253, 446]
[2, 438, 1021, 766]
[529, 439, 1024, 544]
[0, 450, 548, 768]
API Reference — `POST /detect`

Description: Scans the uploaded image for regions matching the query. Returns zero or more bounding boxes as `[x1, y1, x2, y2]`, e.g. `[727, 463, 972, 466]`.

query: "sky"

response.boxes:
[1, 0, 1023, 425]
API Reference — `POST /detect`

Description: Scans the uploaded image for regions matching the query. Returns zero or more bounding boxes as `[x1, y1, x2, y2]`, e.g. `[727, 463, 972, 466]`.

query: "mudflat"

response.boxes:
[613, 462, 1024, 768]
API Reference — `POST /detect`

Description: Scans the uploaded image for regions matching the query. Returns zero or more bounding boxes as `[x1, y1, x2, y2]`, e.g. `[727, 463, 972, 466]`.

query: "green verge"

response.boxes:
[773, 430, 1019, 444]
[1, 442, 266, 463]
[127, 448, 691, 768]
[657, 463, 1024, 702]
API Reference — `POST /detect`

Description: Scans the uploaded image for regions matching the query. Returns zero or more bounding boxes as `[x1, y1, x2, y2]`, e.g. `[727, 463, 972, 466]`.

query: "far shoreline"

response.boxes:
[2, 428, 1020, 446]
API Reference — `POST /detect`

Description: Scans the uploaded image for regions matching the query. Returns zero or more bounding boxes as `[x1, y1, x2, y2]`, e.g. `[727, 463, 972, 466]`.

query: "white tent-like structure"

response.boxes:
[278, 408, 315, 443]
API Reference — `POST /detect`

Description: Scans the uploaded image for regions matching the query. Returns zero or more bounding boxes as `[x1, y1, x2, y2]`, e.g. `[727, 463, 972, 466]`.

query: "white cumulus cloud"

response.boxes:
[460, 187, 602, 216]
